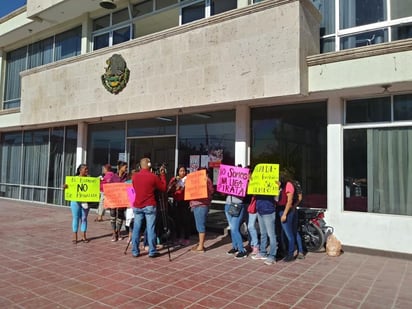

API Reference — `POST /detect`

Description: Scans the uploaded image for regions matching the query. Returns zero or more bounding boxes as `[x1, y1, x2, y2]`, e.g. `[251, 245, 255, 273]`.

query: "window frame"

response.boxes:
[314, 0, 412, 52]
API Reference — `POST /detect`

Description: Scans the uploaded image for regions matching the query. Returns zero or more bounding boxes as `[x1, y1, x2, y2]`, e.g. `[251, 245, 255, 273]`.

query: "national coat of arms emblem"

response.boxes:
[101, 54, 130, 94]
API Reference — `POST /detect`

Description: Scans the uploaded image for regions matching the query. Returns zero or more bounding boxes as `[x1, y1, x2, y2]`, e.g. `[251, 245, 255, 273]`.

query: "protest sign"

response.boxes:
[184, 169, 207, 200]
[247, 164, 279, 196]
[216, 164, 249, 197]
[103, 183, 133, 208]
[64, 176, 100, 202]
[126, 186, 136, 205]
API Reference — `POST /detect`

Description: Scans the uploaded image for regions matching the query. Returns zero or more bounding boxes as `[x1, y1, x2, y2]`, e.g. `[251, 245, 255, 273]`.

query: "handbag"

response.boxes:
[228, 196, 242, 217]
[247, 197, 256, 214]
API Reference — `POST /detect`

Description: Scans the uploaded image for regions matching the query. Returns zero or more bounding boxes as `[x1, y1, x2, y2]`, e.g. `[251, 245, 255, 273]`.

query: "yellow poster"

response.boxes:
[64, 176, 100, 202]
[247, 164, 280, 196]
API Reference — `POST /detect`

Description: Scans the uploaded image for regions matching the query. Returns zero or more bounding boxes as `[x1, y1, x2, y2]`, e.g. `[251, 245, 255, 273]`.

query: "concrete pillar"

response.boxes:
[0, 49, 4, 107]
[235, 105, 250, 167]
[237, 0, 249, 9]
[81, 13, 90, 54]
[326, 96, 344, 218]
[76, 122, 87, 167]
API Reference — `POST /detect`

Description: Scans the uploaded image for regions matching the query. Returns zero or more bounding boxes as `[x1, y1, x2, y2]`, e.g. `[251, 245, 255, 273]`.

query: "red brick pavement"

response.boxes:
[0, 199, 411, 309]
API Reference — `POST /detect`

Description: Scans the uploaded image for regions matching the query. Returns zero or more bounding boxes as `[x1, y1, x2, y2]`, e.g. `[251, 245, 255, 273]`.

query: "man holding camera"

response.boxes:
[131, 157, 167, 258]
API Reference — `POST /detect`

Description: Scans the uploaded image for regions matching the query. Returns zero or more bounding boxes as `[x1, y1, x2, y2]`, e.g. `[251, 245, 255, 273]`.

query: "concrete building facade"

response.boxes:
[1, 0, 412, 254]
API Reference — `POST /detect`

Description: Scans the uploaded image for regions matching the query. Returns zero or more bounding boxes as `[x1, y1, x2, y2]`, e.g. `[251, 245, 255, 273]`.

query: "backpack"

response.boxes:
[278, 181, 301, 206]
[292, 180, 303, 206]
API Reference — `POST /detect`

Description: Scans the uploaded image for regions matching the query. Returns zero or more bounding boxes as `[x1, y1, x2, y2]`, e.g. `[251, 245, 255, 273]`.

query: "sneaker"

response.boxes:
[297, 253, 305, 259]
[235, 251, 248, 259]
[264, 259, 275, 265]
[251, 246, 259, 256]
[283, 255, 295, 262]
[244, 245, 252, 253]
[149, 252, 161, 258]
[227, 248, 238, 255]
[251, 253, 267, 260]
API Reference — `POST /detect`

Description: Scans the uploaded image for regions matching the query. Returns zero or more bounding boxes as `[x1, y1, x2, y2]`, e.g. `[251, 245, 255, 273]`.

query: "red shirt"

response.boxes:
[132, 169, 166, 208]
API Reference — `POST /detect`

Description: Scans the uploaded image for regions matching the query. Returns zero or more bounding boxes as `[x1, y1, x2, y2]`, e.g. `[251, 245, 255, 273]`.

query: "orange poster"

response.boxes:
[103, 183, 133, 208]
[184, 169, 207, 200]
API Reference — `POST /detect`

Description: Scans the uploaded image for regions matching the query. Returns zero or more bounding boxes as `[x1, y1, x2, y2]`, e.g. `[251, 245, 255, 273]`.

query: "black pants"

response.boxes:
[171, 200, 192, 240]
[110, 207, 126, 231]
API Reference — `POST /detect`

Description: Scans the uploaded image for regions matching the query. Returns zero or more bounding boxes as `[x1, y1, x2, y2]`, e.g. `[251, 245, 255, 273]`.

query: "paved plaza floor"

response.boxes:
[0, 199, 411, 309]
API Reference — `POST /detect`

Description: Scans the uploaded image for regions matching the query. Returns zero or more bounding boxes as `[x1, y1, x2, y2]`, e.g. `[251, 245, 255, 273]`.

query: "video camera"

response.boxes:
[152, 162, 167, 175]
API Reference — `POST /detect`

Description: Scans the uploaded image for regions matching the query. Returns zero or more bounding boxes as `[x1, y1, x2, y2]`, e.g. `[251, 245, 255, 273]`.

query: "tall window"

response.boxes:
[92, 8, 133, 50]
[55, 27, 82, 61]
[0, 132, 22, 199]
[251, 102, 327, 208]
[0, 126, 77, 204]
[4, 47, 27, 109]
[344, 94, 412, 215]
[178, 110, 236, 199]
[313, 0, 412, 52]
[87, 122, 126, 177]
[181, 0, 237, 24]
[3, 27, 81, 109]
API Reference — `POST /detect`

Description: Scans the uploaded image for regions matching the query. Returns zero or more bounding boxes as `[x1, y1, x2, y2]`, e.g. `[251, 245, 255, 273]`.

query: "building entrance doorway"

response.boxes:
[128, 136, 175, 179]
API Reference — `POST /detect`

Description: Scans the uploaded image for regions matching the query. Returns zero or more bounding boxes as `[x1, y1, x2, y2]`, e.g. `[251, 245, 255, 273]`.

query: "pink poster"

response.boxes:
[216, 164, 250, 197]
[126, 186, 135, 205]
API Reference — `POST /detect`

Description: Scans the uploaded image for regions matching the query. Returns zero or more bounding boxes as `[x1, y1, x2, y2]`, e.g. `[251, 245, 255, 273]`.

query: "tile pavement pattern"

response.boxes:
[0, 199, 411, 309]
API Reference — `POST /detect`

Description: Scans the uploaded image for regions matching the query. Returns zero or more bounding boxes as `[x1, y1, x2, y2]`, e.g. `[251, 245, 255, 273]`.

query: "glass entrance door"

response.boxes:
[128, 136, 176, 179]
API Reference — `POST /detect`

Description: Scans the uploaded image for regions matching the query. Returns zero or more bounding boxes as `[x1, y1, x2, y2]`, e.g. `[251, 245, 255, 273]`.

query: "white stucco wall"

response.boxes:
[309, 46, 412, 92]
[19, 0, 320, 126]
[325, 87, 412, 255]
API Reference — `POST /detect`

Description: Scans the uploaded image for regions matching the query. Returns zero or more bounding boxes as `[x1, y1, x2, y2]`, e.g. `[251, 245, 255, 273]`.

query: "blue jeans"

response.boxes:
[278, 208, 296, 257]
[257, 212, 277, 261]
[225, 203, 245, 253]
[70, 201, 89, 232]
[247, 212, 258, 247]
[192, 206, 209, 233]
[292, 209, 304, 253]
[132, 206, 157, 257]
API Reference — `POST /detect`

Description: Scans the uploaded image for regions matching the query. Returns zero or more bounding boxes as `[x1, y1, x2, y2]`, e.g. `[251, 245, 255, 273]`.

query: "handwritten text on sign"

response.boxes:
[103, 183, 133, 208]
[217, 164, 249, 197]
[247, 164, 279, 196]
[184, 169, 207, 200]
[64, 176, 100, 202]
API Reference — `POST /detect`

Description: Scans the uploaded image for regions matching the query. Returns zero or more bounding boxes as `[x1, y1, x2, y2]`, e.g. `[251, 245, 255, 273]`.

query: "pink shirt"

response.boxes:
[278, 182, 295, 206]
[100, 171, 115, 192]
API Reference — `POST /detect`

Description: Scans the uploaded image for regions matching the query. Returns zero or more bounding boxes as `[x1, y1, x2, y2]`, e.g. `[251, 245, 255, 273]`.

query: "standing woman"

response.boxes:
[224, 193, 247, 259]
[252, 194, 277, 265]
[95, 164, 114, 222]
[190, 169, 214, 253]
[277, 169, 297, 262]
[65, 164, 91, 244]
[168, 165, 191, 246]
[110, 161, 128, 241]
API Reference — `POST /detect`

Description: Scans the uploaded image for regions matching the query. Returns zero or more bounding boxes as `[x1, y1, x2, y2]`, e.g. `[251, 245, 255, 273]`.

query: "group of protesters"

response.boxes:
[66, 159, 305, 264]
[225, 167, 305, 265]
[65, 157, 214, 258]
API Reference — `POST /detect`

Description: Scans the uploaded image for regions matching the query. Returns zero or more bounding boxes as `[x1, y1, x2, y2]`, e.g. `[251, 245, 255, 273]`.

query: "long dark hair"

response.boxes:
[175, 164, 187, 176]
[76, 164, 87, 176]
